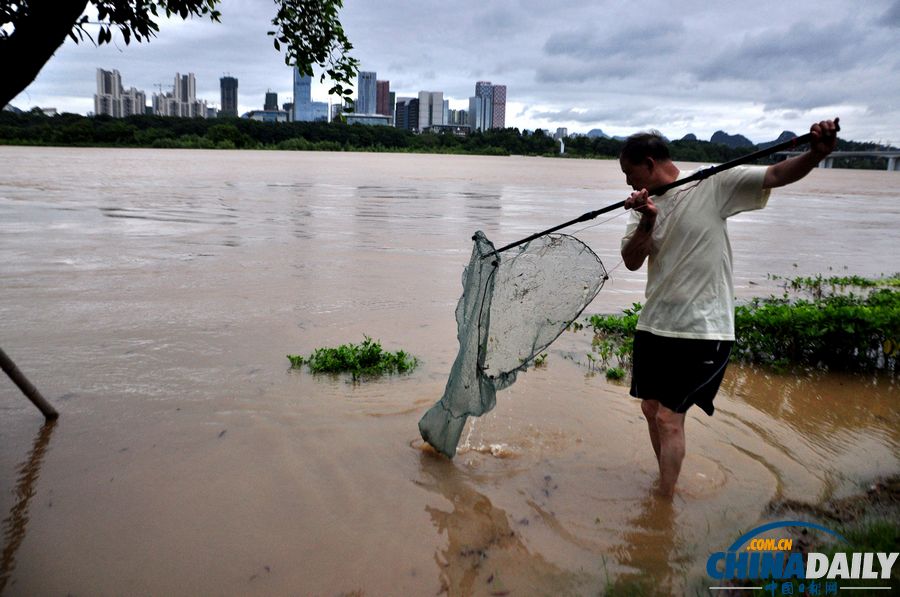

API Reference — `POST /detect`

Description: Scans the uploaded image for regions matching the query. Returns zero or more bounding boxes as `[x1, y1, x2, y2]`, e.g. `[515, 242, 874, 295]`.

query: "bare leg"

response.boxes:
[654, 405, 686, 498]
[640, 399, 661, 463]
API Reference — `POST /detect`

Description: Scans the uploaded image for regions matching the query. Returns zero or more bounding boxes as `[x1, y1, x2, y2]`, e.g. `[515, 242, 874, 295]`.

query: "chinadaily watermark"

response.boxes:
[706, 521, 897, 595]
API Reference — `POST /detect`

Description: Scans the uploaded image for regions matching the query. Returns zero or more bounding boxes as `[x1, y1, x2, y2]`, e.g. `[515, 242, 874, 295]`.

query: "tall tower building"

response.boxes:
[376, 80, 391, 117]
[468, 96, 482, 131]
[95, 68, 122, 116]
[470, 81, 507, 131]
[388, 91, 396, 125]
[292, 67, 328, 122]
[491, 85, 506, 129]
[356, 71, 377, 114]
[265, 91, 278, 111]
[394, 97, 418, 131]
[174, 73, 196, 103]
[220, 76, 238, 117]
[474, 81, 494, 133]
[417, 91, 444, 131]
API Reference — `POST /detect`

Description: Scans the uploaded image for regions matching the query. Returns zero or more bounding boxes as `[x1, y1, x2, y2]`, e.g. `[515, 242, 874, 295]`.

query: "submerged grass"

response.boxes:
[585, 303, 641, 378]
[588, 275, 899, 374]
[287, 336, 418, 380]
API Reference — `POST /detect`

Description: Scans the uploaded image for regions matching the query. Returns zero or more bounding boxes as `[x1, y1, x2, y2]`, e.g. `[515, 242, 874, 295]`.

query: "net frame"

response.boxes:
[418, 230, 607, 458]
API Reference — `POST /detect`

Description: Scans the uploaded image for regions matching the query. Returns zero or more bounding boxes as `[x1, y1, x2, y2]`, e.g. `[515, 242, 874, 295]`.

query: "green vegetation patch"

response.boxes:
[587, 276, 899, 374]
[287, 336, 418, 380]
[605, 366, 626, 381]
[735, 274, 899, 372]
[584, 303, 641, 378]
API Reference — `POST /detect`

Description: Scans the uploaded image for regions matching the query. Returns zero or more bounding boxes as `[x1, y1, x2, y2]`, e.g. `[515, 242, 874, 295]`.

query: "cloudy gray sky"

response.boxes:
[10, 0, 900, 143]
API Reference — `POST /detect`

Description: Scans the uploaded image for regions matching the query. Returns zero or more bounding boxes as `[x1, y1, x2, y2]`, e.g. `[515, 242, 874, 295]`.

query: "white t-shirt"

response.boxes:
[621, 165, 770, 340]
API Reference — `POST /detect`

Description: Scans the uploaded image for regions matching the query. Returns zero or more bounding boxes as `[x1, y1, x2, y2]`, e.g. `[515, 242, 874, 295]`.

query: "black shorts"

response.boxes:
[629, 331, 733, 416]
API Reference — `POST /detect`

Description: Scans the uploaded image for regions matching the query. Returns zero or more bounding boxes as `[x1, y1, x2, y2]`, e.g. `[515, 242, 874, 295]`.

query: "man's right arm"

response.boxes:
[622, 189, 657, 270]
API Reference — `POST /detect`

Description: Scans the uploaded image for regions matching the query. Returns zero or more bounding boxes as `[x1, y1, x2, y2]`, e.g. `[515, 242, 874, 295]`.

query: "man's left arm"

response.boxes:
[763, 119, 839, 189]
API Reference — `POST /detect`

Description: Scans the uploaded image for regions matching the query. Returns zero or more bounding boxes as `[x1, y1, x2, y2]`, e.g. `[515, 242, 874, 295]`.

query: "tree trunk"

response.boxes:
[0, 1, 91, 109]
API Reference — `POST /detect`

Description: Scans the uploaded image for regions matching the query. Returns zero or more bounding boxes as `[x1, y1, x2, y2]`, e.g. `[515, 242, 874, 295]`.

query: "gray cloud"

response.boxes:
[884, 0, 900, 26]
[530, 107, 623, 123]
[695, 22, 862, 83]
[543, 19, 686, 62]
[8, 0, 900, 142]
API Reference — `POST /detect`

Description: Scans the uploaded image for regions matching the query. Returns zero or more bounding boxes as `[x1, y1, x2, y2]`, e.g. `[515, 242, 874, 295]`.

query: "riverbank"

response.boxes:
[587, 275, 899, 378]
[1, 111, 893, 168]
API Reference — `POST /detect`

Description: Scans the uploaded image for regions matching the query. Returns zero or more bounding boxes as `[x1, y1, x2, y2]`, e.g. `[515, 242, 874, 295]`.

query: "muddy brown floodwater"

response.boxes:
[1, 147, 898, 595]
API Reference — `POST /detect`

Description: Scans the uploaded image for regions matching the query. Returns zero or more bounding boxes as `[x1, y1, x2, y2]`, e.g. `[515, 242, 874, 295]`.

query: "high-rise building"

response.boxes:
[491, 85, 506, 129]
[394, 97, 418, 131]
[174, 73, 195, 103]
[474, 81, 493, 132]
[292, 67, 328, 122]
[376, 80, 391, 117]
[153, 73, 208, 118]
[264, 91, 278, 111]
[356, 71, 377, 115]
[469, 81, 506, 131]
[95, 68, 146, 117]
[95, 68, 121, 116]
[388, 91, 396, 126]
[467, 96, 482, 131]
[122, 89, 146, 117]
[220, 76, 238, 117]
[417, 91, 444, 131]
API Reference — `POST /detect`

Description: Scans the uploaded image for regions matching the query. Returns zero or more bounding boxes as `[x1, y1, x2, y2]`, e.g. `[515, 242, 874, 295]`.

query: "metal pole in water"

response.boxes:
[0, 346, 59, 420]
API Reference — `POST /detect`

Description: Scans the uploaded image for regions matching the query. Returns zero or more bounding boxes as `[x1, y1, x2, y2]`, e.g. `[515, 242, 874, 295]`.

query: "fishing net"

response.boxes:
[418, 230, 608, 458]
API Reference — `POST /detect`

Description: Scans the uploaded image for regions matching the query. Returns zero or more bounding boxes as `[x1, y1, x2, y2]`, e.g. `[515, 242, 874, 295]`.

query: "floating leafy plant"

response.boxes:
[287, 336, 418, 380]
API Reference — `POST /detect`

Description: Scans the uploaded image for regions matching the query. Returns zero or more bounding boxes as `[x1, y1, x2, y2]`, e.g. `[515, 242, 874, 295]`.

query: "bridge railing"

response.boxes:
[775, 150, 900, 171]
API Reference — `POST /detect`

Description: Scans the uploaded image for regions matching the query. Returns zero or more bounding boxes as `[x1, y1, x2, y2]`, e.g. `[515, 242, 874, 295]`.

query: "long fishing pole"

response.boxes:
[489, 119, 839, 256]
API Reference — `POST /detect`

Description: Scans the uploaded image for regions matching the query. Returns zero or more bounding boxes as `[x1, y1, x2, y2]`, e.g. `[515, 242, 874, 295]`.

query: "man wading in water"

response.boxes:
[620, 119, 839, 498]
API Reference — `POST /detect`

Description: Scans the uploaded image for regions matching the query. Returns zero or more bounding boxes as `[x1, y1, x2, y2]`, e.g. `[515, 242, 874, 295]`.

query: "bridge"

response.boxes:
[775, 150, 900, 170]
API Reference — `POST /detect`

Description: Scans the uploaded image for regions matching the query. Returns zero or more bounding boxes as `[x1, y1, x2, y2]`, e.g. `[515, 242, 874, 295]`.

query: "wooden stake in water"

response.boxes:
[0, 347, 59, 420]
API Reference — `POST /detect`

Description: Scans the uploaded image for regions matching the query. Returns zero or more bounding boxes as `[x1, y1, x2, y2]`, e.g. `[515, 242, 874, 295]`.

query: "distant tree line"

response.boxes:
[0, 110, 891, 168]
[563, 130, 894, 169]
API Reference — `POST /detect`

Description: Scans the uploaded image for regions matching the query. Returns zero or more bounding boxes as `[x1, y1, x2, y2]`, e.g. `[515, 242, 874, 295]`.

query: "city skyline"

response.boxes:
[87, 64, 506, 133]
[7, 0, 899, 143]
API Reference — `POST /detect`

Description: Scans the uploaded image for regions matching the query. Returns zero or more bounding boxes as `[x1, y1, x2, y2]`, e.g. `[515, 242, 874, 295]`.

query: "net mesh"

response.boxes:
[418, 230, 608, 458]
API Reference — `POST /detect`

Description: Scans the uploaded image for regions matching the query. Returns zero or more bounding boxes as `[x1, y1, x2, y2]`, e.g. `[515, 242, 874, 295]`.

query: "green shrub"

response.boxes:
[586, 277, 899, 374]
[734, 287, 899, 372]
[277, 137, 311, 150]
[605, 366, 626, 380]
